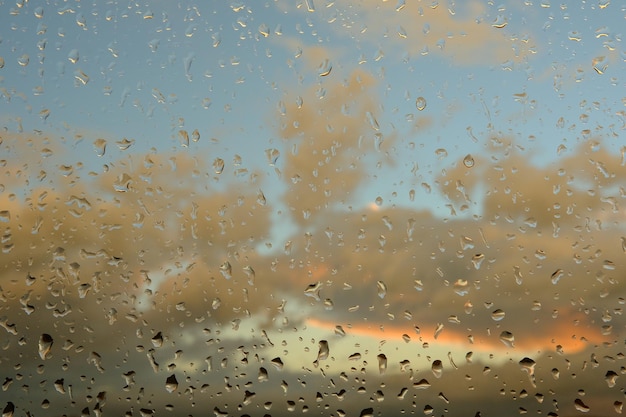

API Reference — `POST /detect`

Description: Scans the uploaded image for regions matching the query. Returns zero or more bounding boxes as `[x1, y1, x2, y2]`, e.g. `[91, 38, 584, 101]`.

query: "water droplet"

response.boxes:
[305, 0, 316, 12]
[258, 23, 270, 37]
[471, 253, 484, 269]
[73, 69, 89, 85]
[2, 402, 15, 417]
[257, 367, 269, 382]
[265, 148, 280, 165]
[116, 138, 134, 150]
[377, 354, 387, 374]
[178, 130, 189, 147]
[360, 408, 374, 417]
[499, 331, 515, 347]
[491, 309, 505, 321]
[519, 357, 536, 377]
[93, 138, 106, 157]
[551, 269, 564, 284]
[113, 173, 133, 192]
[0, 57, 4, 69]
[68, 49, 79, 64]
[314, 340, 329, 366]
[492, 15, 508, 28]
[271, 357, 284, 370]
[219, 261, 232, 279]
[605, 370, 618, 387]
[574, 398, 590, 413]
[434, 323, 444, 339]
[151, 332, 163, 348]
[318, 59, 332, 76]
[415, 97, 427, 111]
[54, 379, 65, 394]
[242, 265, 255, 285]
[431, 360, 443, 378]
[376, 280, 387, 299]
[17, 54, 29, 67]
[191, 129, 200, 142]
[435, 148, 448, 159]
[165, 374, 178, 393]
[38, 333, 53, 360]
[463, 154, 475, 168]
[213, 158, 225, 174]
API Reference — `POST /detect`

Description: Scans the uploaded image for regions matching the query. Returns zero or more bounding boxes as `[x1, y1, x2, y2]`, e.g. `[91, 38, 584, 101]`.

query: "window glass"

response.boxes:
[1, 1, 625, 416]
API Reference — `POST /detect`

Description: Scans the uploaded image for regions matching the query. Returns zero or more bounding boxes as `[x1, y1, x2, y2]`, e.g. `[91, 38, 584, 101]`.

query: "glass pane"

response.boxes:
[1, 1, 624, 416]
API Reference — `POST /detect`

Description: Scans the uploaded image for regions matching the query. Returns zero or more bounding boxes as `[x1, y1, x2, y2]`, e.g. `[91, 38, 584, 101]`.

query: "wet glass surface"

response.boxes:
[0, 1, 625, 416]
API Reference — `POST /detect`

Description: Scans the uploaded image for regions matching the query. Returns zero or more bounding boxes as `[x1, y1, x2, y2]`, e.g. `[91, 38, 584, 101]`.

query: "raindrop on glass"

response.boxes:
[415, 97, 427, 111]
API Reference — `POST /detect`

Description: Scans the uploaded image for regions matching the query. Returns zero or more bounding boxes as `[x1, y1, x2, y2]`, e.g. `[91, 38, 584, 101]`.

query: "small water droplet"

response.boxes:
[258, 23, 270, 37]
[431, 360, 443, 378]
[257, 367, 269, 382]
[415, 97, 427, 111]
[318, 59, 332, 76]
[492, 15, 508, 28]
[178, 130, 189, 147]
[151, 332, 163, 348]
[605, 370, 619, 388]
[17, 54, 30, 67]
[38, 334, 53, 360]
[165, 374, 178, 393]
[213, 158, 225, 174]
[499, 331, 515, 347]
[519, 357, 536, 379]
[491, 309, 505, 321]
[463, 154, 475, 168]
[377, 354, 387, 374]
[376, 280, 387, 299]
[93, 138, 107, 157]
[314, 340, 329, 366]
[434, 323, 444, 339]
[191, 129, 200, 142]
[68, 49, 79, 64]
[271, 357, 284, 370]
[265, 148, 280, 165]
[219, 261, 232, 279]
[471, 253, 484, 269]
[574, 398, 590, 413]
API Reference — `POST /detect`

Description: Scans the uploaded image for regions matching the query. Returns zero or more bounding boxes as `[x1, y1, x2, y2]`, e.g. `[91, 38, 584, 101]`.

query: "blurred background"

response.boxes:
[0, 1, 625, 416]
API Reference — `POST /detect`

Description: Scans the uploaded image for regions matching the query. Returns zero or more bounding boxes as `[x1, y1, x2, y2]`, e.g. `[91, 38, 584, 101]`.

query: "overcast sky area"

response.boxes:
[1, 1, 625, 416]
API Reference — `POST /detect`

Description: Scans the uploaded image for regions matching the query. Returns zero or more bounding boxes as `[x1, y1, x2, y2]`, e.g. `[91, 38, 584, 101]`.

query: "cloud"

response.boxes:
[286, 0, 536, 66]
